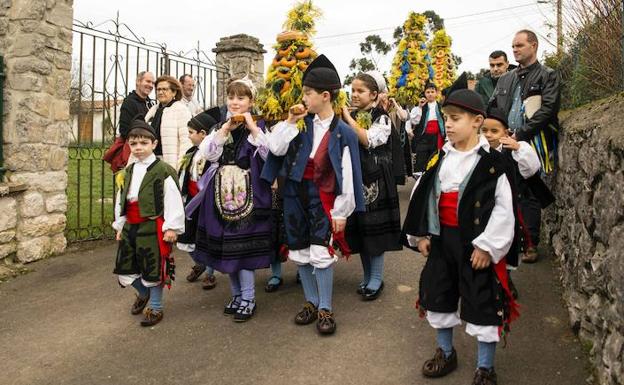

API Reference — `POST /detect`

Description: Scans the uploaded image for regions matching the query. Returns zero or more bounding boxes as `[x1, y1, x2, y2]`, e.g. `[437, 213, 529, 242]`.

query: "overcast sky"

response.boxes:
[73, 0, 556, 82]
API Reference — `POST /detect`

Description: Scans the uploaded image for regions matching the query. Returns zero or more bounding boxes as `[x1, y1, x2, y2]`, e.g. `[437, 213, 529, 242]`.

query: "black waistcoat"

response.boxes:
[403, 147, 512, 247]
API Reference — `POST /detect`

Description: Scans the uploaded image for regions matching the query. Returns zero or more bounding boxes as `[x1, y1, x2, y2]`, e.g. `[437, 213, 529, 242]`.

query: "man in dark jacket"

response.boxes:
[490, 30, 560, 145]
[489, 29, 561, 263]
[118, 71, 155, 139]
[475, 50, 512, 105]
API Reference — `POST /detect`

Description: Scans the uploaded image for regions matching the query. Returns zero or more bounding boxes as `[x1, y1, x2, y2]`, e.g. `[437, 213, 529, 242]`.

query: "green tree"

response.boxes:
[423, 10, 445, 32]
[344, 34, 392, 85]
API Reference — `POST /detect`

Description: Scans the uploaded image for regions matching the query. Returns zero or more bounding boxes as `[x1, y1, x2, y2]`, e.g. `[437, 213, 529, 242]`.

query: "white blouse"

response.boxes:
[365, 114, 392, 149]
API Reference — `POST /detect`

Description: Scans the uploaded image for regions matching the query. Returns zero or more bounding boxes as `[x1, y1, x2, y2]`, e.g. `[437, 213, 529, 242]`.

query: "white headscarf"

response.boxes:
[230, 75, 257, 99]
[365, 70, 388, 94]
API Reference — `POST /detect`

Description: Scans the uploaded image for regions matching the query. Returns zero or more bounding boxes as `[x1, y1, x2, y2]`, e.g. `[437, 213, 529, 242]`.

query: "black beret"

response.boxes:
[485, 107, 509, 129]
[130, 118, 156, 137]
[442, 89, 486, 117]
[442, 72, 468, 98]
[189, 107, 221, 133]
[302, 54, 341, 90]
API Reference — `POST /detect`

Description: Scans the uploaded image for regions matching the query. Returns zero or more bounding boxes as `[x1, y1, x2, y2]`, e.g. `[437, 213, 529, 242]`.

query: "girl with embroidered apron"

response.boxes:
[188, 78, 273, 322]
[342, 71, 402, 300]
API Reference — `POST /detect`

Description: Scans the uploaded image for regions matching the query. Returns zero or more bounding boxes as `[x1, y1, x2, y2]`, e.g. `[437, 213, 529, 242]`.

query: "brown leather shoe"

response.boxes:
[186, 264, 205, 282]
[472, 367, 497, 385]
[422, 348, 457, 378]
[131, 293, 150, 315]
[140, 308, 163, 327]
[202, 274, 217, 290]
[316, 309, 336, 335]
[294, 302, 318, 325]
[521, 247, 539, 263]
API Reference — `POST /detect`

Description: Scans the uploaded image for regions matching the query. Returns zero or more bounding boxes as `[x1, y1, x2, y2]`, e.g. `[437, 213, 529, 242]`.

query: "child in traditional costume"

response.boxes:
[341, 71, 402, 300]
[403, 90, 518, 385]
[113, 119, 185, 327]
[177, 108, 222, 290]
[407, 82, 445, 175]
[482, 107, 555, 298]
[187, 78, 273, 322]
[262, 55, 365, 335]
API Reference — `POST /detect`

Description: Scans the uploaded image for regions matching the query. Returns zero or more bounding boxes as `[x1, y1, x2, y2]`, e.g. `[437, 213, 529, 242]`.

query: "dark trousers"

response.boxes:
[419, 226, 505, 326]
[519, 193, 541, 247]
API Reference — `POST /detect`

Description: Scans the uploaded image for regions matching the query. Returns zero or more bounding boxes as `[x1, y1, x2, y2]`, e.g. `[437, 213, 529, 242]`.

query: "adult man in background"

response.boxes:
[475, 50, 512, 105]
[179, 74, 202, 115]
[490, 29, 561, 263]
[104, 71, 155, 172]
[118, 71, 155, 139]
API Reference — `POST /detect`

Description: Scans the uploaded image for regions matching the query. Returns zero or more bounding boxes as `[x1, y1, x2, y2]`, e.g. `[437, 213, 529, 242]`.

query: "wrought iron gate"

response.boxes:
[67, 13, 227, 242]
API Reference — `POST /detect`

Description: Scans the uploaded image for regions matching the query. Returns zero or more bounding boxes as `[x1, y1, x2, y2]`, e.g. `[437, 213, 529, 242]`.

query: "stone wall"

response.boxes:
[213, 34, 265, 103]
[0, 0, 73, 264]
[547, 94, 624, 385]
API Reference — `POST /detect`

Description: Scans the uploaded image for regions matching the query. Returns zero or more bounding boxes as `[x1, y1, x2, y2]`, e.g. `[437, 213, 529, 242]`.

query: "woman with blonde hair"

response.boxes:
[145, 75, 193, 167]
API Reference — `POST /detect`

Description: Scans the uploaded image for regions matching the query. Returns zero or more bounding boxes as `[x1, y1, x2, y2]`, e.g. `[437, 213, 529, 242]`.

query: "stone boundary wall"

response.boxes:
[0, 0, 73, 265]
[546, 94, 624, 385]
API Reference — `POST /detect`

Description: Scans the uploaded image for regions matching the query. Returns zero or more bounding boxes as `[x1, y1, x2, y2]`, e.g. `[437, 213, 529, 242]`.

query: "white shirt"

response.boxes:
[267, 114, 356, 220]
[182, 97, 202, 115]
[409, 102, 438, 126]
[198, 125, 269, 162]
[407, 135, 515, 264]
[365, 114, 392, 149]
[495, 141, 541, 179]
[112, 153, 186, 234]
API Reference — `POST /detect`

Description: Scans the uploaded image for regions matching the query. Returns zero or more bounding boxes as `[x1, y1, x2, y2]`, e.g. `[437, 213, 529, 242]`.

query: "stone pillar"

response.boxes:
[213, 34, 266, 104]
[0, 0, 73, 265]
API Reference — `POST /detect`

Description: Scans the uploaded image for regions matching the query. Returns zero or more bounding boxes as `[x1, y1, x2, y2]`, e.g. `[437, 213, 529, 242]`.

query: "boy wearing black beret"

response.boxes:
[177, 107, 222, 289]
[402, 90, 519, 385]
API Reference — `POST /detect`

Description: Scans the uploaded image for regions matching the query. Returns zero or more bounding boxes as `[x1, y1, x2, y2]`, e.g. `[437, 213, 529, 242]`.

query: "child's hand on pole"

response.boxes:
[417, 238, 431, 257]
[163, 230, 177, 243]
[470, 246, 492, 269]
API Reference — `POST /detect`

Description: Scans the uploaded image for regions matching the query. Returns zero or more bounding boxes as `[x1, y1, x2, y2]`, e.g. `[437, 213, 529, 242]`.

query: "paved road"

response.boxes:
[0, 182, 590, 385]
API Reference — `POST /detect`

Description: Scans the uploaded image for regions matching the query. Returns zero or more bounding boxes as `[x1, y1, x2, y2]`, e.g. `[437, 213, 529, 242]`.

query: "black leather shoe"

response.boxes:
[140, 308, 163, 327]
[131, 292, 150, 315]
[223, 295, 241, 316]
[362, 281, 384, 301]
[356, 283, 366, 295]
[264, 276, 283, 293]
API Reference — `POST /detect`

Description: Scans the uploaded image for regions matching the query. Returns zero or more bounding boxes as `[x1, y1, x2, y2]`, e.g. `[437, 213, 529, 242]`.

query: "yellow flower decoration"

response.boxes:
[115, 169, 126, 191]
[426, 151, 440, 171]
[355, 111, 372, 130]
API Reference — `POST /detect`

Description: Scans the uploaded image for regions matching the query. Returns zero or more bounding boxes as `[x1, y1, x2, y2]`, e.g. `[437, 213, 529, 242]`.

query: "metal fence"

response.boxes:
[67, 13, 228, 242]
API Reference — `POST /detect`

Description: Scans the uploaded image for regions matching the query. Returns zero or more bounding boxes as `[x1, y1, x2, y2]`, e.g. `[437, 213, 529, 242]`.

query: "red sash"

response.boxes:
[303, 133, 351, 258]
[125, 201, 174, 288]
[435, 193, 520, 338]
[425, 120, 444, 149]
[187, 180, 199, 198]
[439, 192, 459, 227]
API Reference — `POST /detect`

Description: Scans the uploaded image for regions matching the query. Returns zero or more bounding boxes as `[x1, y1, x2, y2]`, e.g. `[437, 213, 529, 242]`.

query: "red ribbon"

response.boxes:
[125, 201, 173, 289]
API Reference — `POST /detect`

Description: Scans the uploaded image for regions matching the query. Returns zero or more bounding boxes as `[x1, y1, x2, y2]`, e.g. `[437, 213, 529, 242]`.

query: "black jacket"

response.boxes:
[489, 61, 560, 142]
[118, 91, 154, 139]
